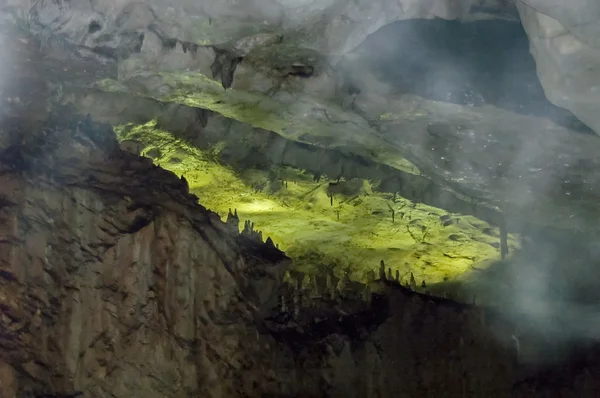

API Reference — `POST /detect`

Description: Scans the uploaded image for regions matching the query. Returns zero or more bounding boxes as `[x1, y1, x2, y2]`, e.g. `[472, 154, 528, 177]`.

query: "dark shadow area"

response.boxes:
[357, 18, 594, 134]
[458, 226, 600, 342]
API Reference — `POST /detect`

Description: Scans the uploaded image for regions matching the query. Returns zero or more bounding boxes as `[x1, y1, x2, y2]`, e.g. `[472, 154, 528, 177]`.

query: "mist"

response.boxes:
[9, 0, 600, 367]
[330, 14, 600, 365]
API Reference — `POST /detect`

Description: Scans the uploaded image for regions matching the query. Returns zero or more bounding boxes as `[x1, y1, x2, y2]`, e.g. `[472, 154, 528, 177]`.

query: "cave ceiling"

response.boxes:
[2, 0, 600, 236]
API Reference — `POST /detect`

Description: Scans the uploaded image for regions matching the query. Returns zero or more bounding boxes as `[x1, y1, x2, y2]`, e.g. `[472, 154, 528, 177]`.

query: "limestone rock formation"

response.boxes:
[2, 0, 600, 236]
[5, 0, 518, 55]
[0, 107, 599, 397]
[517, 0, 600, 135]
[5, 2, 600, 396]
[0, 109, 291, 396]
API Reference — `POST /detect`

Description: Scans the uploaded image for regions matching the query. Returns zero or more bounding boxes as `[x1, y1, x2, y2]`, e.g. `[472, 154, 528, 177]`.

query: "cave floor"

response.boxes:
[116, 121, 519, 289]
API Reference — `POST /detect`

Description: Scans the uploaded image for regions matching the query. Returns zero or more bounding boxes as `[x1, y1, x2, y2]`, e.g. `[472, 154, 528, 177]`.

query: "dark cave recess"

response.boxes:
[357, 18, 594, 134]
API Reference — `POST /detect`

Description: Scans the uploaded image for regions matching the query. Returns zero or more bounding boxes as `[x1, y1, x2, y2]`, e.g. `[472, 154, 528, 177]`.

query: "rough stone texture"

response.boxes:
[63, 89, 511, 230]
[4, 0, 517, 54]
[517, 1, 600, 137]
[4, 3, 600, 397]
[61, 86, 600, 237]
[1, 107, 600, 397]
[0, 110, 292, 397]
[274, 280, 600, 398]
[4, 1, 600, 235]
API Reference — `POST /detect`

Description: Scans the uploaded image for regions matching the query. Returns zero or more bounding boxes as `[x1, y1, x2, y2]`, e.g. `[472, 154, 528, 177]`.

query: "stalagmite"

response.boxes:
[295, 273, 303, 291]
[367, 270, 375, 283]
[180, 175, 189, 193]
[379, 260, 386, 280]
[329, 274, 337, 300]
[293, 291, 300, 318]
[362, 285, 370, 302]
[409, 273, 417, 290]
[226, 208, 240, 233]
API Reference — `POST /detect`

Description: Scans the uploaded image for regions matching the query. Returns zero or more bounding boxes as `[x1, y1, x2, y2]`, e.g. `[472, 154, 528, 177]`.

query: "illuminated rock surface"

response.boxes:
[1, 111, 599, 397]
[3, 1, 600, 396]
[3, 0, 600, 234]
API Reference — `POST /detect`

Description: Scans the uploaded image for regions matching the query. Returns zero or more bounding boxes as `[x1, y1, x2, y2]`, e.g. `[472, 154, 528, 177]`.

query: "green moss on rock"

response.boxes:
[115, 120, 520, 293]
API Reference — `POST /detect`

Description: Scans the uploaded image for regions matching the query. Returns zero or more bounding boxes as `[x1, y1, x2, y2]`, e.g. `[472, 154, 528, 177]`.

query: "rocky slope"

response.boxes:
[4, 3, 600, 397]
[0, 109, 293, 397]
[0, 110, 598, 397]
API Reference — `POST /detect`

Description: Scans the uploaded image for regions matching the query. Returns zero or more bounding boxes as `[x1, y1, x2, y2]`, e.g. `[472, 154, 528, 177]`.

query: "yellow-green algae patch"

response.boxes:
[95, 73, 421, 176]
[115, 120, 520, 289]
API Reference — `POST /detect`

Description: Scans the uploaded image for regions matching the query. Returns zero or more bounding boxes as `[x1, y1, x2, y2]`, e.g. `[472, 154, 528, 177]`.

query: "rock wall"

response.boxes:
[268, 275, 600, 398]
[6, 0, 518, 56]
[517, 1, 600, 136]
[64, 90, 508, 231]
[0, 110, 293, 397]
[269, 272, 516, 397]
[1, 109, 600, 396]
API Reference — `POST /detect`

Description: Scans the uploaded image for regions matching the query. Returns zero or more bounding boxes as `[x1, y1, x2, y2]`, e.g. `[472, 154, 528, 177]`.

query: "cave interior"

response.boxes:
[2, 1, 600, 397]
